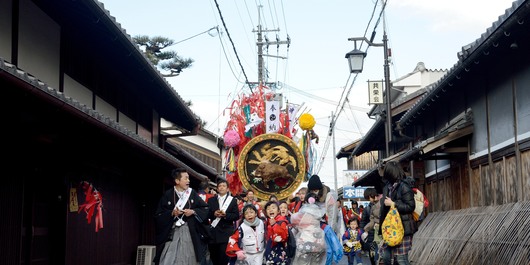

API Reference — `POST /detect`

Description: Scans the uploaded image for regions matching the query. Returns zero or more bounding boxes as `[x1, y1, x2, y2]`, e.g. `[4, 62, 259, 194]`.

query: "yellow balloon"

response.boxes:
[299, 113, 316, 130]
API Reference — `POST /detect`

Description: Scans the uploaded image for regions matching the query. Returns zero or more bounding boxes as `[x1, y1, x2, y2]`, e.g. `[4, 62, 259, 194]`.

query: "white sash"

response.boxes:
[174, 187, 192, 226]
[210, 195, 233, 228]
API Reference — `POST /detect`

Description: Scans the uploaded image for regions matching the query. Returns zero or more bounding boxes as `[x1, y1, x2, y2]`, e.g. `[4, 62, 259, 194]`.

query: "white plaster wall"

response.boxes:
[18, 0, 60, 89]
[182, 134, 219, 153]
[63, 74, 92, 108]
[0, 0, 12, 61]
[95, 96, 117, 121]
[421, 71, 446, 87]
[119, 112, 136, 133]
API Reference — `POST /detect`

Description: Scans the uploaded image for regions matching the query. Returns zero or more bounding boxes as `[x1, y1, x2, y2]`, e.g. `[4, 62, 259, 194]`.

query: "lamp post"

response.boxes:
[346, 32, 392, 158]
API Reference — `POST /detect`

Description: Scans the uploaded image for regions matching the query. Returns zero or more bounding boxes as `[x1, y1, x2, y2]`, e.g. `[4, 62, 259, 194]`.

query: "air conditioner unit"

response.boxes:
[136, 245, 156, 265]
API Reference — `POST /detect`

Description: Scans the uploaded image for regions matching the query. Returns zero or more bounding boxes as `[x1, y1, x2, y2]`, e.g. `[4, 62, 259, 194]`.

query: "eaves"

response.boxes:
[0, 58, 208, 182]
[398, 0, 530, 129]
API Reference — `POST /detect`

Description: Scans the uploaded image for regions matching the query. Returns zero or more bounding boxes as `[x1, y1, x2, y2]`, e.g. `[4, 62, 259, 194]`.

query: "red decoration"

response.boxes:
[223, 84, 300, 194]
[78, 181, 104, 232]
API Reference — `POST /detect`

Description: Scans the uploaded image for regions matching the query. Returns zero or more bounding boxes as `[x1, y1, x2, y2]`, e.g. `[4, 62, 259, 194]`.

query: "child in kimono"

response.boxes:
[342, 218, 363, 265]
[226, 204, 266, 265]
[263, 201, 291, 265]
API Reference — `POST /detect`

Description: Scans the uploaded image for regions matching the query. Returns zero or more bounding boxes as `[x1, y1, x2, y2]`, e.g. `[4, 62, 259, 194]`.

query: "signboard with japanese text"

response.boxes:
[342, 186, 366, 199]
[265, 100, 280, 133]
[368, 80, 384, 105]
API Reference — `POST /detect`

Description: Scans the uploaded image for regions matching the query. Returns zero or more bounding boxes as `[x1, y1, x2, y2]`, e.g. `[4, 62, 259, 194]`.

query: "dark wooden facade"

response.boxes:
[348, 0, 530, 263]
[0, 0, 219, 264]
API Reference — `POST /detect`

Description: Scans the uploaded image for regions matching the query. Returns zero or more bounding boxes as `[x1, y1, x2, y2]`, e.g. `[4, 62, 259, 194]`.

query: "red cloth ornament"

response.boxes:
[78, 181, 104, 232]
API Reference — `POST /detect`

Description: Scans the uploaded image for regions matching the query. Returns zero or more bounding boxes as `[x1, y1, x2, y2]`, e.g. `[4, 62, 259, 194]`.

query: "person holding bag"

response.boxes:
[378, 161, 416, 265]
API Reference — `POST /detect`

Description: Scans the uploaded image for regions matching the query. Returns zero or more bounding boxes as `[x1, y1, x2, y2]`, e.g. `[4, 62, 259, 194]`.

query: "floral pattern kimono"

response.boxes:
[264, 215, 291, 265]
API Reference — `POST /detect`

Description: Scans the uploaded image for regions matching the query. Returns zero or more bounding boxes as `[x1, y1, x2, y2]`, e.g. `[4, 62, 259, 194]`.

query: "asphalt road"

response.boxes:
[336, 252, 374, 265]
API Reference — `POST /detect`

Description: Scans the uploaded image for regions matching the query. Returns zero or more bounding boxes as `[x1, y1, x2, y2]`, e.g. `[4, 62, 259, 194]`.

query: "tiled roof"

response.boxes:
[398, 0, 530, 128]
[0, 57, 209, 181]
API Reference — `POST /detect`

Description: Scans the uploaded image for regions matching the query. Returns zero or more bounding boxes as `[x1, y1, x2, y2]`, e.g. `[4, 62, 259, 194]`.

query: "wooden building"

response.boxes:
[0, 0, 220, 264]
[348, 0, 530, 263]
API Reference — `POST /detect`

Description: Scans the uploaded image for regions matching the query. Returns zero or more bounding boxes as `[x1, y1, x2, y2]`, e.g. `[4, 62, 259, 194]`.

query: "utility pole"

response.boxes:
[253, 5, 290, 86]
[383, 30, 392, 158]
[330, 111, 338, 193]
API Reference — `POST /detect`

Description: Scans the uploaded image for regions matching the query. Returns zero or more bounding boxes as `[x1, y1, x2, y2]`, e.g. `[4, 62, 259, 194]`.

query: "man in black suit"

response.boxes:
[207, 180, 239, 265]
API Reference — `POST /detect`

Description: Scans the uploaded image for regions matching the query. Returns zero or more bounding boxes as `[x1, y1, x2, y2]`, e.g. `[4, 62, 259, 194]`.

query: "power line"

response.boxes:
[280, 82, 370, 113]
[213, 0, 253, 92]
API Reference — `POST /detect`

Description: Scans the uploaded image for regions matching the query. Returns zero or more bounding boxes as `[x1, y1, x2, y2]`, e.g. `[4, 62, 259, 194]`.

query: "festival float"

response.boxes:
[222, 84, 319, 201]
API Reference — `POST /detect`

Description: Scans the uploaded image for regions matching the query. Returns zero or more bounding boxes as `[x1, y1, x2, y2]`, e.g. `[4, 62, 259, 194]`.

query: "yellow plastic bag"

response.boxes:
[382, 205, 404, 246]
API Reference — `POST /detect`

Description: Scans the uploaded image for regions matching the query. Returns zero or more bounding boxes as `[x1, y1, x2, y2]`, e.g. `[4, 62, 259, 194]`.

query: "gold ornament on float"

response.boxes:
[237, 133, 305, 201]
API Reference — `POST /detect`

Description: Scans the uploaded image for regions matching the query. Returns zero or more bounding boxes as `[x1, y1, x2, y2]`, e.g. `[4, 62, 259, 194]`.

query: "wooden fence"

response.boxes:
[409, 201, 530, 265]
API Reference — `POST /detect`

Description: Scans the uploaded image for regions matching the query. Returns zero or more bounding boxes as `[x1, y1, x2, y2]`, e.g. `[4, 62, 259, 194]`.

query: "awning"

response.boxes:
[164, 142, 219, 181]
[381, 149, 407, 163]
[352, 167, 384, 193]
[336, 139, 361, 159]
[421, 123, 473, 155]
[353, 123, 473, 192]
[351, 119, 385, 157]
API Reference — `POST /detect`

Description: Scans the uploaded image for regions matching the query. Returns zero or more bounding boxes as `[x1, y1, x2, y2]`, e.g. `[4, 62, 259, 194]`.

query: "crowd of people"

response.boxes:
[153, 161, 420, 265]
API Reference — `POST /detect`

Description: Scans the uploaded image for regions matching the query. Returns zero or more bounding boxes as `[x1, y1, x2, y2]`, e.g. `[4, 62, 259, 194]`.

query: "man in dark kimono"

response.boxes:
[154, 168, 209, 265]
[207, 179, 239, 265]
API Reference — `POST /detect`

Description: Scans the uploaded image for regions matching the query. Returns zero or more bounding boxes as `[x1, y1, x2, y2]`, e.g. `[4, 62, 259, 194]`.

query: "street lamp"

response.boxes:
[345, 42, 366, 73]
[345, 32, 392, 157]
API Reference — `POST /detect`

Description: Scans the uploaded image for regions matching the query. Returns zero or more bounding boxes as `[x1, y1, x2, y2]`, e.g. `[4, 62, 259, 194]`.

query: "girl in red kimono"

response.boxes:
[264, 201, 291, 265]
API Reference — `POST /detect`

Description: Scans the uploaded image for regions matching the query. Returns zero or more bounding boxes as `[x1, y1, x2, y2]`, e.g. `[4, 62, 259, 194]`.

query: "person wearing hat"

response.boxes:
[303, 175, 343, 265]
[307, 174, 330, 203]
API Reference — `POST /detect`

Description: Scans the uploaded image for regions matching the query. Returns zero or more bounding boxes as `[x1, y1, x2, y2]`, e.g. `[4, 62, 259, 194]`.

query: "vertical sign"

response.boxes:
[287, 103, 300, 135]
[368, 80, 384, 105]
[69, 187, 79, 212]
[266, 100, 280, 133]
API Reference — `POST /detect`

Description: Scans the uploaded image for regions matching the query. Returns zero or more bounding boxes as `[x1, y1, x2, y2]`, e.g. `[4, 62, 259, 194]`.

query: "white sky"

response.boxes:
[99, 0, 514, 189]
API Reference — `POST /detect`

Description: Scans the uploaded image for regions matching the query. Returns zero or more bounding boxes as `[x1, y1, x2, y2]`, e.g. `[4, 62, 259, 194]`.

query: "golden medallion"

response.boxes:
[237, 133, 305, 201]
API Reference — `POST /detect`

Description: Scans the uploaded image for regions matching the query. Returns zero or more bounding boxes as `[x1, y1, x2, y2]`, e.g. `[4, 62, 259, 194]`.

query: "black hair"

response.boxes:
[171, 168, 187, 180]
[199, 181, 209, 191]
[383, 161, 405, 183]
[242, 204, 258, 215]
[363, 187, 378, 200]
[264, 201, 279, 217]
[217, 179, 228, 186]
[269, 194, 278, 201]
[352, 200, 358, 205]
[304, 192, 319, 203]
[348, 218, 360, 226]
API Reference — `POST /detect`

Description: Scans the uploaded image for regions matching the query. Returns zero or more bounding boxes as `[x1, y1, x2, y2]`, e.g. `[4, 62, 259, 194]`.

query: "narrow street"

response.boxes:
[336, 252, 376, 265]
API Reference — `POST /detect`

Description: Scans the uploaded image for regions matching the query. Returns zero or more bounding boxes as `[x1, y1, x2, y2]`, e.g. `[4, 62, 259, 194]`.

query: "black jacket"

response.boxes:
[155, 188, 209, 262]
[360, 202, 374, 249]
[379, 178, 417, 236]
[207, 194, 240, 244]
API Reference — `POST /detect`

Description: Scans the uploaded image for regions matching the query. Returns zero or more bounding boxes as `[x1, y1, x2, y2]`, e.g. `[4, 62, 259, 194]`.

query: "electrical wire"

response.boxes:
[213, 0, 253, 92]
[315, 0, 388, 173]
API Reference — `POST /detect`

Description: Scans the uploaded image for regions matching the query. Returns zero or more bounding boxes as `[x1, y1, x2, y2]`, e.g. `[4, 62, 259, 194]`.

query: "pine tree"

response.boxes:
[133, 35, 193, 77]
